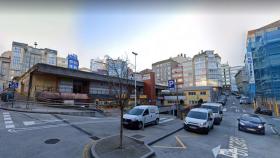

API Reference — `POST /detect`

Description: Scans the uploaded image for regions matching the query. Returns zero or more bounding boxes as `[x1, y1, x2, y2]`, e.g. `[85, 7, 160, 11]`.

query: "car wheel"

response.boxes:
[211, 124, 214, 129]
[205, 128, 209, 134]
[155, 118, 159, 125]
[238, 125, 241, 131]
[261, 130, 265, 135]
[138, 122, 143, 129]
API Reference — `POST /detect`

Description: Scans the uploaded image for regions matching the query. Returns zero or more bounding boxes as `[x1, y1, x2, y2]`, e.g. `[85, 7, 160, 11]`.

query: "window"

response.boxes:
[143, 109, 149, 116]
[200, 91, 206, 95]
[188, 92, 196, 95]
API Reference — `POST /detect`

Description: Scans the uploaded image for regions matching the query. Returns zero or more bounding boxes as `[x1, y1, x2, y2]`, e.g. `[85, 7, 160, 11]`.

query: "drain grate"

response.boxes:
[44, 138, 60, 144]
[131, 134, 145, 139]
[90, 136, 100, 140]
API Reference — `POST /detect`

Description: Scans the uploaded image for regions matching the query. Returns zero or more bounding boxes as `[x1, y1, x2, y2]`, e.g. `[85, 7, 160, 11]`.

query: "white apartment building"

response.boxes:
[193, 50, 222, 87]
[221, 63, 231, 88]
[10, 42, 57, 78]
[182, 58, 194, 87]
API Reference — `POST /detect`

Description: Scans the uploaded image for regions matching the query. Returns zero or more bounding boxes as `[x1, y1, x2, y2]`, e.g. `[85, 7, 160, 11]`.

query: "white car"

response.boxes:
[184, 108, 214, 134]
[123, 105, 160, 129]
[201, 103, 223, 125]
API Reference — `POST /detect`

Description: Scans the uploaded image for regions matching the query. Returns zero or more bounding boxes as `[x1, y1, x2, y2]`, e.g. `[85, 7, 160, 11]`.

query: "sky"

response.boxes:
[0, 0, 280, 70]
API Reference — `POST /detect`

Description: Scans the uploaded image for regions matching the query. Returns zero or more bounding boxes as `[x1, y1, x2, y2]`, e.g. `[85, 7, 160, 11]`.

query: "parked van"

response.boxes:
[201, 103, 223, 125]
[123, 105, 160, 129]
[184, 108, 214, 134]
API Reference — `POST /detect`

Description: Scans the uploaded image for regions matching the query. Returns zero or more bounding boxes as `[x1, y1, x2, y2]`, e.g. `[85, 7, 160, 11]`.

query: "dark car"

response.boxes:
[255, 107, 273, 116]
[237, 114, 265, 135]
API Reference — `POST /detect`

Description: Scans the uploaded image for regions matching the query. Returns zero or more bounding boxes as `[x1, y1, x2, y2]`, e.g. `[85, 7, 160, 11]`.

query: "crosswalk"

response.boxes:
[3, 112, 15, 129]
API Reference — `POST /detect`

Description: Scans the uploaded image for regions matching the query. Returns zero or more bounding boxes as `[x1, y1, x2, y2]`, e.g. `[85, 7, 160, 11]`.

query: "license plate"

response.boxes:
[189, 126, 197, 129]
[247, 128, 255, 131]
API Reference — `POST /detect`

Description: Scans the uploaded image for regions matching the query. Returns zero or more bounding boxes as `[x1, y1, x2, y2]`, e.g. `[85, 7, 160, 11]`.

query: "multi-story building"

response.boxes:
[10, 42, 57, 78]
[230, 66, 243, 92]
[0, 51, 11, 91]
[235, 67, 249, 95]
[221, 63, 231, 89]
[182, 57, 193, 88]
[90, 58, 106, 72]
[106, 58, 128, 78]
[247, 20, 280, 102]
[152, 58, 178, 86]
[57, 57, 68, 68]
[171, 65, 184, 89]
[67, 54, 79, 70]
[193, 50, 222, 87]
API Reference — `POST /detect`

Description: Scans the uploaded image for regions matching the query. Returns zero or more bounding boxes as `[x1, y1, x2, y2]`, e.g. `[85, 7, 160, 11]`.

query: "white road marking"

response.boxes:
[8, 119, 119, 133]
[2, 112, 15, 129]
[159, 118, 174, 124]
[272, 118, 280, 121]
[23, 121, 35, 126]
[223, 108, 227, 112]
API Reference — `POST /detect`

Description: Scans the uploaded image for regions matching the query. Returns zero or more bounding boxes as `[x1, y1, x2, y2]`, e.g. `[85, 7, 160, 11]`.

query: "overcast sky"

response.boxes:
[0, 0, 280, 70]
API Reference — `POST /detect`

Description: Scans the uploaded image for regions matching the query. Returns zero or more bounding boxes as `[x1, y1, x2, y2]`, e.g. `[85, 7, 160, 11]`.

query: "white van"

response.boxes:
[184, 108, 214, 134]
[123, 105, 160, 129]
[201, 103, 223, 125]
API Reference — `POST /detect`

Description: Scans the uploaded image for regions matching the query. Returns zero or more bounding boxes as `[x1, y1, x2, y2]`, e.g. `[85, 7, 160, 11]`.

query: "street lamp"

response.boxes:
[132, 52, 138, 107]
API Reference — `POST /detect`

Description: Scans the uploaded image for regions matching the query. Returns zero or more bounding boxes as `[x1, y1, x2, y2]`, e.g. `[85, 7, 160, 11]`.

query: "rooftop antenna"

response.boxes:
[34, 42, 38, 48]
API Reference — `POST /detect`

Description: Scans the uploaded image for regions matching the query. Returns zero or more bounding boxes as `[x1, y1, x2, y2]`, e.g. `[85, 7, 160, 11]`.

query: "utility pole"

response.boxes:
[132, 52, 138, 106]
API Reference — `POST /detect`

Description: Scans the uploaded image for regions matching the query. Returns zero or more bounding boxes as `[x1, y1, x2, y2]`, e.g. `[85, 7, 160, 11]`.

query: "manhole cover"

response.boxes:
[131, 134, 145, 139]
[90, 136, 100, 140]
[44, 138, 60, 144]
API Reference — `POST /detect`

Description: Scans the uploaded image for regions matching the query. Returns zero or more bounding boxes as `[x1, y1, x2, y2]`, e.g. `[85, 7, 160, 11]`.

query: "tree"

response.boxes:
[104, 55, 132, 148]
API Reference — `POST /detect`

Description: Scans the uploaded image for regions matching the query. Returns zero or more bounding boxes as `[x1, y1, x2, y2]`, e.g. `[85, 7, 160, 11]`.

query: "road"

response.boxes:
[0, 96, 279, 158]
[151, 96, 280, 158]
[0, 109, 177, 158]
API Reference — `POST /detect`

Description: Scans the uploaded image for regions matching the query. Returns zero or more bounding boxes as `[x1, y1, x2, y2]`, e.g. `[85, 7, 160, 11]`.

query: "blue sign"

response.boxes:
[9, 81, 18, 89]
[168, 80, 175, 90]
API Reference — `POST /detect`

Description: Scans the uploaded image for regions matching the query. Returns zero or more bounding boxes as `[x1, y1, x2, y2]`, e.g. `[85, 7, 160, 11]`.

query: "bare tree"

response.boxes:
[104, 55, 132, 148]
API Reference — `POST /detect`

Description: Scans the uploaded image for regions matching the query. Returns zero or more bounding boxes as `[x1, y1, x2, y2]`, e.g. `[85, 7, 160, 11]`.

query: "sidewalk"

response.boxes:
[0, 101, 102, 117]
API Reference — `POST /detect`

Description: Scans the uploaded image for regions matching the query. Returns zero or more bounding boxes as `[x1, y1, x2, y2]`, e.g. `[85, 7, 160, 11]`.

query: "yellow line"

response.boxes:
[175, 136, 187, 149]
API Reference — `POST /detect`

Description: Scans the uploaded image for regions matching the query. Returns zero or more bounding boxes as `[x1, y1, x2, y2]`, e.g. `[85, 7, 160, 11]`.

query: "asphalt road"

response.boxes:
[0, 108, 178, 158]
[151, 96, 280, 158]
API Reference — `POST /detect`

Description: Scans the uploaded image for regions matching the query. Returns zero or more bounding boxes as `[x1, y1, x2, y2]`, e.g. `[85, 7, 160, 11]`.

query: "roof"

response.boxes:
[202, 103, 222, 107]
[152, 58, 177, 66]
[248, 20, 280, 36]
[20, 63, 144, 87]
[190, 108, 211, 113]
[135, 105, 157, 109]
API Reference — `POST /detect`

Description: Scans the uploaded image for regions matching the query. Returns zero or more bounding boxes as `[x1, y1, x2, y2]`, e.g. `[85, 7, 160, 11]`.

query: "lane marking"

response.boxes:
[223, 108, 227, 112]
[2, 112, 15, 129]
[152, 135, 186, 149]
[23, 121, 35, 126]
[159, 118, 174, 124]
[8, 120, 119, 133]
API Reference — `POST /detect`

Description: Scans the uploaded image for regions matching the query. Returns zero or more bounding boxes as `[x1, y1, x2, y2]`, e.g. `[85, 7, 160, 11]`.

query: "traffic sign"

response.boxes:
[9, 81, 18, 89]
[168, 80, 175, 90]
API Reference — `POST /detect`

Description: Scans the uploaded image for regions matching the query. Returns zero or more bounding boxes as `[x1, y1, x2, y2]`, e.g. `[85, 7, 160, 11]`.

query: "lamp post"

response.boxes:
[132, 52, 138, 106]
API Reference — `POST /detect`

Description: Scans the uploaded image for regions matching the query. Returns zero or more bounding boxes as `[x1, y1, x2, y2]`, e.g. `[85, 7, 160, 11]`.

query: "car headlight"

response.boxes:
[240, 122, 245, 126]
[200, 122, 207, 126]
[258, 125, 263, 128]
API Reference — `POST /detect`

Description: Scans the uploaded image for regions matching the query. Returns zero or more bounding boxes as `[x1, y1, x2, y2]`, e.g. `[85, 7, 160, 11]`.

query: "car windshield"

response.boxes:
[187, 111, 207, 120]
[127, 108, 144, 115]
[202, 105, 219, 113]
[241, 115, 261, 123]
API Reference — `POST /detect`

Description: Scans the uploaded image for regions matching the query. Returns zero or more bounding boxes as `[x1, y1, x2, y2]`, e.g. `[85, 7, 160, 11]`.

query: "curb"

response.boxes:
[0, 106, 96, 117]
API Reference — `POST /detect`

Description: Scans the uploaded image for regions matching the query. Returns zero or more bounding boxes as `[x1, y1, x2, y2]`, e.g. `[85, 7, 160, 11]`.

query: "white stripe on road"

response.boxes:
[272, 118, 280, 121]
[223, 108, 227, 112]
[160, 118, 174, 124]
[23, 121, 35, 126]
[2, 112, 15, 129]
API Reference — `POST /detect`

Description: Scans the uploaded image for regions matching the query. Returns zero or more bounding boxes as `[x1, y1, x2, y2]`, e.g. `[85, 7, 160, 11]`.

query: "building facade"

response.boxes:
[230, 66, 243, 92]
[0, 52, 11, 91]
[193, 50, 222, 87]
[182, 58, 194, 88]
[152, 58, 178, 86]
[235, 67, 249, 95]
[221, 63, 231, 89]
[171, 65, 184, 89]
[90, 58, 106, 72]
[67, 54, 79, 70]
[10, 42, 57, 78]
[57, 57, 68, 68]
[184, 86, 221, 105]
[248, 20, 280, 101]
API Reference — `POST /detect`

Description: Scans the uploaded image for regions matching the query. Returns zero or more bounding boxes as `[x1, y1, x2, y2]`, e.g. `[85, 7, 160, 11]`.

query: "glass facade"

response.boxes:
[250, 28, 280, 101]
[67, 54, 79, 70]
